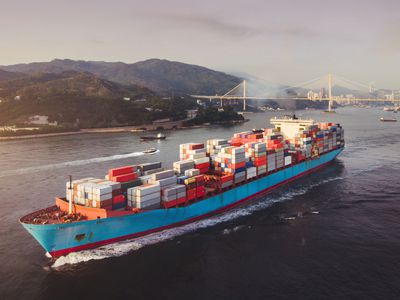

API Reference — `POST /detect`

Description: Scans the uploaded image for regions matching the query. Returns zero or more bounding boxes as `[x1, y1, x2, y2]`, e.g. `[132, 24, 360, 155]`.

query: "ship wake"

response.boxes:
[51, 175, 344, 269]
[0, 151, 147, 178]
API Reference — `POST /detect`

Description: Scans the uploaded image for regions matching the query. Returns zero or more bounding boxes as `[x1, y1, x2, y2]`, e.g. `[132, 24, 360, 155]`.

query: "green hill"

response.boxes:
[0, 71, 195, 128]
[0, 69, 26, 82]
[2, 58, 241, 95]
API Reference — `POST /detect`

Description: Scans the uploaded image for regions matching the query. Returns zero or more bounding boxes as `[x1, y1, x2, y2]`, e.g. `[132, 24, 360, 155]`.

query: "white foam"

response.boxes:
[51, 174, 344, 269]
[0, 151, 148, 178]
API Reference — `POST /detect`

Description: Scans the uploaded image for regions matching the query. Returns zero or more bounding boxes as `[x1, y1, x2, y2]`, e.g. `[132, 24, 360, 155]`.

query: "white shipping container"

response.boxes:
[149, 176, 177, 188]
[184, 168, 200, 177]
[194, 157, 210, 165]
[162, 184, 186, 196]
[221, 181, 233, 188]
[173, 160, 195, 168]
[76, 197, 86, 205]
[101, 181, 121, 191]
[90, 193, 112, 201]
[135, 191, 161, 202]
[151, 170, 175, 181]
[92, 184, 112, 195]
[136, 184, 161, 196]
[136, 198, 160, 209]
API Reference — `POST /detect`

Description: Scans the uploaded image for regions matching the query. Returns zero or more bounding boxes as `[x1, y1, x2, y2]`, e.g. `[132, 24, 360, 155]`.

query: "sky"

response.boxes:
[1, 0, 399, 88]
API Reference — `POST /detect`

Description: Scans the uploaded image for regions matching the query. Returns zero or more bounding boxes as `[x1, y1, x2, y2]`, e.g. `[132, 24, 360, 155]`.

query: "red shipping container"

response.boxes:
[162, 200, 177, 208]
[187, 188, 196, 200]
[254, 160, 266, 167]
[108, 166, 134, 177]
[228, 162, 245, 169]
[221, 174, 234, 183]
[198, 167, 209, 174]
[194, 175, 205, 183]
[176, 196, 187, 205]
[254, 156, 267, 163]
[103, 205, 113, 211]
[196, 186, 205, 197]
[113, 195, 125, 204]
[230, 141, 243, 147]
[189, 143, 204, 150]
[112, 189, 122, 197]
[195, 162, 210, 170]
[111, 173, 138, 183]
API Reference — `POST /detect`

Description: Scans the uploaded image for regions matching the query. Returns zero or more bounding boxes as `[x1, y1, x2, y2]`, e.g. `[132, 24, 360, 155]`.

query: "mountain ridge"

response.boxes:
[1, 58, 241, 95]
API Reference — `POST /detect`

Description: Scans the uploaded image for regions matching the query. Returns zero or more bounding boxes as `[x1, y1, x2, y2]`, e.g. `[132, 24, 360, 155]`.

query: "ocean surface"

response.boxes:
[0, 107, 399, 299]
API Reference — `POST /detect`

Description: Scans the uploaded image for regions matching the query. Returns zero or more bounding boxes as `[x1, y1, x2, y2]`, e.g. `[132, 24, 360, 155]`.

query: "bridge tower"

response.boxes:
[243, 80, 247, 111]
[327, 73, 333, 112]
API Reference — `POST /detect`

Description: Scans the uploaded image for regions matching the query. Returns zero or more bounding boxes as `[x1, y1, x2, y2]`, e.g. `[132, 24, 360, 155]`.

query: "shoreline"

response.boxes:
[0, 119, 247, 141]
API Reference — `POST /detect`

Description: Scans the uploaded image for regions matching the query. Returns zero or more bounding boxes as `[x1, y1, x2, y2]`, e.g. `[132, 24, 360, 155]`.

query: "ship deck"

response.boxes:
[20, 147, 343, 226]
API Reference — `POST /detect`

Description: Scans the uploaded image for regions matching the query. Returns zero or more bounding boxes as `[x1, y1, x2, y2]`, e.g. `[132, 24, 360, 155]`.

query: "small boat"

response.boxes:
[142, 148, 157, 154]
[380, 117, 397, 122]
[140, 133, 166, 140]
[252, 128, 264, 133]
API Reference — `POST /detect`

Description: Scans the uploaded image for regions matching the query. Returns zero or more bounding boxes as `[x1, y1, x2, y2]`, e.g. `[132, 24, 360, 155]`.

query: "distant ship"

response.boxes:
[380, 117, 397, 122]
[140, 133, 166, 140]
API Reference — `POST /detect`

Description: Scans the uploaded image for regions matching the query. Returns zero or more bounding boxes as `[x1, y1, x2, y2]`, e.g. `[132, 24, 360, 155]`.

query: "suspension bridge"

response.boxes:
[191, 74, 400, 112]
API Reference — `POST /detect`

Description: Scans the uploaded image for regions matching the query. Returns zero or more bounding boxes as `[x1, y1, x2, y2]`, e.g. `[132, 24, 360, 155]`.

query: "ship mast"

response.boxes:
[68, 175, 73, 214]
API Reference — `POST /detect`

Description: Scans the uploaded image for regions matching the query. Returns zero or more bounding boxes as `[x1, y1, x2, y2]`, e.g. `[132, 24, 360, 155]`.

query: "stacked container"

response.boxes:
[66, 178, 122, 209]
[138, 162, 162, 176]
[184, 168, 200, 177]
[77, 183, 113, 209]
[179, 143, 206, 160]
[206, 139, 229, 155]
[173, 160, 195, 176]
[284, 155, 292, 166]
[108, 165, 138, 182]
[184, 174, 206, 201]
[212, 146, 246, 175]
[148, 170, 177, 189]
[205, 173, 234, 189]
[161, 185, 186, 208]
[275, 148, 285, 169]
[246, 167, 257, 180]
[267, 150, 276, 172]
[107, 165, 142, 191]
[245, 142, 267, 177]
[193, 157, 210, 174]
[230, 131, 264, 145]
[264, 131, 285, 151]
[127, 184, 161, 209]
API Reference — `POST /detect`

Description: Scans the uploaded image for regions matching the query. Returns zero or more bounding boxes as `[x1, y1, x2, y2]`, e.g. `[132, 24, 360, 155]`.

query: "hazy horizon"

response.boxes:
[1, 0, 399, 89]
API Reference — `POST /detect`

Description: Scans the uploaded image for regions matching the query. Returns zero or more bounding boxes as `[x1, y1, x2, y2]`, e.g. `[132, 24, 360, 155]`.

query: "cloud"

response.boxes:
[375, 18, 400, 55]
[145, 12, 319, 40]
[89, 38, 107, 45]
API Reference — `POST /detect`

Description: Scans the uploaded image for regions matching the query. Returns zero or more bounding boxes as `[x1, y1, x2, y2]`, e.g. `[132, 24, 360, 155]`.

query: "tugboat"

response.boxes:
[140, 133, 166, 140]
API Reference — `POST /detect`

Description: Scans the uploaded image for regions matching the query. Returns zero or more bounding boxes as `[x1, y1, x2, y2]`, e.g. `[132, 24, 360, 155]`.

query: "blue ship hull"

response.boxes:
[21, 148, 343, 257]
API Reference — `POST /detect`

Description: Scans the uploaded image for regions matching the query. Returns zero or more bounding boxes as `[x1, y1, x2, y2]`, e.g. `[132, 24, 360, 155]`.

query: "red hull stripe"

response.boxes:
[50, 160, 332, 257]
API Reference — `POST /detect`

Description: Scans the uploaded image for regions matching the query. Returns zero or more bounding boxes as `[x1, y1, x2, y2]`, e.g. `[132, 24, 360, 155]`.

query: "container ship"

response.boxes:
[20, 117, 344, 258]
